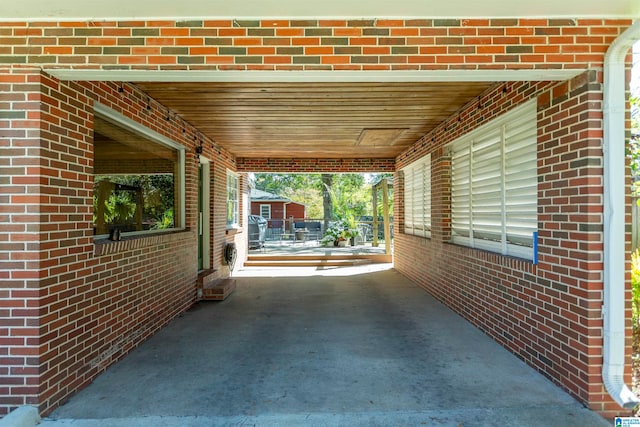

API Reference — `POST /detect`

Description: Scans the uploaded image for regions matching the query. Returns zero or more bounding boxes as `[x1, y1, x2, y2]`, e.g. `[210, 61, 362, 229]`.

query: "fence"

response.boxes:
[262, 217, 394, 243]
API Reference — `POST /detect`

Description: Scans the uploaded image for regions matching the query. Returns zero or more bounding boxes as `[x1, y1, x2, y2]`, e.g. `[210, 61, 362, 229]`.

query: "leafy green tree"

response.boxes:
[252, 173, 324, 218]
[252, 172, 392, 223]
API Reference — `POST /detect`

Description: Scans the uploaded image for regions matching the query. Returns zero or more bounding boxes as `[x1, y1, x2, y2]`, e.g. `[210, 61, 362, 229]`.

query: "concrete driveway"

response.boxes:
[42, 265, 609, 427]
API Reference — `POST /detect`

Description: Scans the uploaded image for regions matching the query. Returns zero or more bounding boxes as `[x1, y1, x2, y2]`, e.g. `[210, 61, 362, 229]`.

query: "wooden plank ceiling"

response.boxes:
[135, 81, 495, 159]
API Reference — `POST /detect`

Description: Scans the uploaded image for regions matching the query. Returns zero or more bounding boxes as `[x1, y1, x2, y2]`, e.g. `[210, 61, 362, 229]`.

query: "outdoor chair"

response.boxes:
[306, 222, 322, 243]
[269, 219, 283, 240]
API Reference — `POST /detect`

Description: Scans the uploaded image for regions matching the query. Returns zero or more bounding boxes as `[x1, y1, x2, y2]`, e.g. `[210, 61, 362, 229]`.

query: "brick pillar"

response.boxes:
[0, 69, 45, 416]
[431, 146, 451, 243]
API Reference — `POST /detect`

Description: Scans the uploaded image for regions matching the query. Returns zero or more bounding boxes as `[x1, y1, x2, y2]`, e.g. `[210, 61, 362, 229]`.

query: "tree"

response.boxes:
[252, 173, 323, 217]
[252, 172, 393, 224]
[321, 174, 333, 231]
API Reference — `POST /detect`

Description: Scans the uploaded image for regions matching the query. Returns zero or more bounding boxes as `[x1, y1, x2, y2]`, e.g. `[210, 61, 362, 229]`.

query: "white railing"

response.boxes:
[262, 217, 393, 243]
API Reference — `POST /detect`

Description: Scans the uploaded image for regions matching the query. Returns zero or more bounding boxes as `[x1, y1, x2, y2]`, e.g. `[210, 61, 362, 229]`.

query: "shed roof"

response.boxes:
[250, 188, 299, 203]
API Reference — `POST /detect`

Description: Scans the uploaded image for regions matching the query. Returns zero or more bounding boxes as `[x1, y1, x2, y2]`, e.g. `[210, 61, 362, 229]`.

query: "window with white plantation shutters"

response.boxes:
[403, 154, 431, 238]
[226, 170, 239, 229]
[450, 100, 537, 260]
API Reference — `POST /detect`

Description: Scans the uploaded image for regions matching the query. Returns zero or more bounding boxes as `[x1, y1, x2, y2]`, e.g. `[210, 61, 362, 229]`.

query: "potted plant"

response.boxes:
[339, 230, 352, 247]
[321, 221, 344, 247]
[320, 234, 335, 247]
[347, 228, 359, 246]
[343, 212, 360, 246]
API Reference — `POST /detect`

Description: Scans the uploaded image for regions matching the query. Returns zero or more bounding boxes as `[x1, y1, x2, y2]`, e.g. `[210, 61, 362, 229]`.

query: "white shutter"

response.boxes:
[404, 168, 414, 234]
[411, 163, 423, 234]
[471, 128, 503, 243]
[504, 103, 537, 252]
[403, 154, 431, 238]
[451, 146, 471, 241]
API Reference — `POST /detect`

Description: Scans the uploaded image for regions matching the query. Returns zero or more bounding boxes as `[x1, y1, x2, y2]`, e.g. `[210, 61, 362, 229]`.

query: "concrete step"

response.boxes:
[244, 258, 373, 267]
[246, 254, 392, 264]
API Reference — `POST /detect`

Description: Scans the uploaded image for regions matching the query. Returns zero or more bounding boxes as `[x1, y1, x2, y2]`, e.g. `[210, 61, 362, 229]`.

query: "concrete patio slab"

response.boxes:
[42, 266, 609, 427]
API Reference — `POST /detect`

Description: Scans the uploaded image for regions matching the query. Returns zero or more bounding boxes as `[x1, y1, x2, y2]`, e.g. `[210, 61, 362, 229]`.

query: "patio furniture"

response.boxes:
[294, 229, 308, 243]
[268, 219, 283, 240]
[293, 221, 307, 243]
[305, 221, 322, 243]
[279, 232, 294, 243]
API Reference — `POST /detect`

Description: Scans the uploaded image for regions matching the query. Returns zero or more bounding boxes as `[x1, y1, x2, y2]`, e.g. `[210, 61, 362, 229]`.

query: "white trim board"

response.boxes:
[48, 69, 583, 83]
[3, 0, 639, 21]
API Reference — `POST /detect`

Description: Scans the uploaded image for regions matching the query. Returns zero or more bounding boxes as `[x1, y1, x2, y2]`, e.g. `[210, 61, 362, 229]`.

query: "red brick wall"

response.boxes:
[237, 158, 395, 173]
[0, 69, 245, 416]
[0, 19, 631, 72]
[0, 70, 42, 414]
[1, 15, 635, 420]
[394, 71, 631, 417]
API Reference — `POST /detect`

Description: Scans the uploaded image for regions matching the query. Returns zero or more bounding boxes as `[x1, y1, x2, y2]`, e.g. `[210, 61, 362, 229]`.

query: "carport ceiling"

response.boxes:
[135, 81, 494, 158]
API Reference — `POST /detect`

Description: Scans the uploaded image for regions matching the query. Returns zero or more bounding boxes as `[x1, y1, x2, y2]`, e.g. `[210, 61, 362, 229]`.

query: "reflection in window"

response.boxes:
[93, 108, 183, 236]
[227, 171, 239, 228]
[94, 175, 175, 234]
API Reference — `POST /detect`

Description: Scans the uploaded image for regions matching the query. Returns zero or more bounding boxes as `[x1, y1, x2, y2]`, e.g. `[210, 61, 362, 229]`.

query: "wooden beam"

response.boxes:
[372, 186, 378, 247]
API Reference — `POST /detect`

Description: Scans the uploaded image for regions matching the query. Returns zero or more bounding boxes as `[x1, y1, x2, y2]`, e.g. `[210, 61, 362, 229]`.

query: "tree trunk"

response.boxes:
[321, 174, 333, 233]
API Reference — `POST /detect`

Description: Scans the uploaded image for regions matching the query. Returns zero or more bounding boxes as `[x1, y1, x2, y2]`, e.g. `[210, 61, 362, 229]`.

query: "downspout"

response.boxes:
[603, 19, 640, 409]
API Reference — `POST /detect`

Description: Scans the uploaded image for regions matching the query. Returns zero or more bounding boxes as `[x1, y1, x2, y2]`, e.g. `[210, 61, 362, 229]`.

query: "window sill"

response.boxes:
[446, 240, 536, 266]
[94, 229, 190, 256]
[226, 226, 243, 235]
[402, 231, 432, 239]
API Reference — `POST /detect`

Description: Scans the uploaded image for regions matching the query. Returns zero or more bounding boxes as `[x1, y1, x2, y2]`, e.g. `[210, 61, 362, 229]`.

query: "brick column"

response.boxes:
[0, 69, 45, 415]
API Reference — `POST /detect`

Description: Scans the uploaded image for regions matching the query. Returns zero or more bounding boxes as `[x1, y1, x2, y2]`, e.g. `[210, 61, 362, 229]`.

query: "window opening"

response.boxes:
[93, 103, 185, 237]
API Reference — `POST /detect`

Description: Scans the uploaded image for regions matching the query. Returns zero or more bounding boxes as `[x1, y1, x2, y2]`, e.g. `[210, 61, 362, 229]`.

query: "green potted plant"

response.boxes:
[343, 212, 360, 246]
[320, 234, 335, 247]
[339, 229, 352, 247]
[321, 221, 344, 247]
